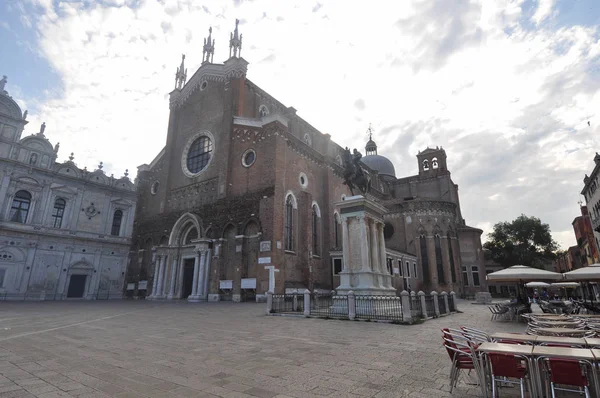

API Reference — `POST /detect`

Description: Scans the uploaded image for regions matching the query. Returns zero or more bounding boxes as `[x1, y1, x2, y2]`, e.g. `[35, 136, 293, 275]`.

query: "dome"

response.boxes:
[361, 154, 396, 178]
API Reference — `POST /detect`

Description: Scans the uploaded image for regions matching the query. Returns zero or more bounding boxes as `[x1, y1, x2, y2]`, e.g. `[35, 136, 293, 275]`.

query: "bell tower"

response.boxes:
[416, 146, 448, 178]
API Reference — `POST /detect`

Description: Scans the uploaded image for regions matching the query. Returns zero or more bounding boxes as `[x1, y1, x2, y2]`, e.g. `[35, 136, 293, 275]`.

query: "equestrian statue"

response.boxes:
[342, 147, 371, 196]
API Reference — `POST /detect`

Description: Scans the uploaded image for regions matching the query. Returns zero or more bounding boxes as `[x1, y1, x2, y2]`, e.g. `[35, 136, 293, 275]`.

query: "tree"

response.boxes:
[483, 214, 559, 269]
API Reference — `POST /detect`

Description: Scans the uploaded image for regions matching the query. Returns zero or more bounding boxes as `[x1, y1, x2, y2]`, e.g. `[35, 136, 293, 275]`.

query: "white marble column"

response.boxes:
[378, 222, 391, 288]
[157, 255, 166, 297]
[341, 217, 350, 271]
[196, 250, 207, 297]
[369, 220, 381, 287]
[167, 255, 178, 299]
[151, 256, 161, 297]
[359, 216, 370, 271]
[188, 253, 200, 301]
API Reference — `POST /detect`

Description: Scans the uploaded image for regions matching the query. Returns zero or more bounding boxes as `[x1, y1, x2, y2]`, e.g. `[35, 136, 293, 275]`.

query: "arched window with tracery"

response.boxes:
[312, 204, 320, 256]
[434, 234, 445, 284]
[419, 233, 430, 283]
[432, 157, 439, 169]
[111, 210, 123, 236]
[52, 198, 66, 228]
[285, 195, 295, 251]
[10, 190, 32, 224]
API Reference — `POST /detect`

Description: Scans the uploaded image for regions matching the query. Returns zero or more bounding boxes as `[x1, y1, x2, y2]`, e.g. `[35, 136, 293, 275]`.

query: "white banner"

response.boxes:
[241, 278, 256, 289]
[138, 281, 148, 290]
[219, 280, 233, 290]
[258, 257, 271, 264]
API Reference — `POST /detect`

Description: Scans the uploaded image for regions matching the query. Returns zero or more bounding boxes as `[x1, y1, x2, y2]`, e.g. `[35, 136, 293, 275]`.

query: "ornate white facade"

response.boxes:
[0, 76, 137, 300]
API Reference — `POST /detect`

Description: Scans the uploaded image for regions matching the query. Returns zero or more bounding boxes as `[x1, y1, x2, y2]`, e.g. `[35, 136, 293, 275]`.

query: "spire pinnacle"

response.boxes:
[202, 27, 215, 64]
[229, 19, 243, 58]
[365, 123, 377, 155]
[175, 54, 187, 89]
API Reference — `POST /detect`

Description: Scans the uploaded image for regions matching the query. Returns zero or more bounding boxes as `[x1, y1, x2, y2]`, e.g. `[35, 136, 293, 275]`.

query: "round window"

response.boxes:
[200, 81, 208, 91]
[242, 149, 256, 167]
[299, 172, 308, 188]
[185, 135, 213, 175]
[151, 181, 160, 195]
[383, 223, 395, 240]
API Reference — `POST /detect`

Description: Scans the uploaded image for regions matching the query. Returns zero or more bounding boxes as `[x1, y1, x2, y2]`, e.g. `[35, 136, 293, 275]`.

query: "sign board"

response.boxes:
[126, 283, 135, 291]
[258, 257, 271, 264]
[241, 278, 256, 289]
[260, 241, 271, 252]
[138, 280, 148, 290]
[393, 268, 400, 275]
[235, 244, 242, 253]
[219, 280, 233, 290]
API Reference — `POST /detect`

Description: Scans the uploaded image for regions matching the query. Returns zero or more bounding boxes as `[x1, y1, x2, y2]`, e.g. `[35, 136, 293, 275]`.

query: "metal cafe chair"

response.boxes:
[541, 357, 592, 398]
[487, 352, 533, 398]
[442, 335, 486, 396]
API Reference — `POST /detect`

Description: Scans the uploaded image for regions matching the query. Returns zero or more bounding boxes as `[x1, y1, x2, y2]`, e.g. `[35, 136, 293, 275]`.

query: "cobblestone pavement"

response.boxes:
[0, 300, 527, 398]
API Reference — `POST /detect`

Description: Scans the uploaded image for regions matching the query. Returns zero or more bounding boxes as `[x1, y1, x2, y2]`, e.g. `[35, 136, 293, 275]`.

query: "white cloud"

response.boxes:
[10, 0, 600, 250]
[532, 0, 556, 26]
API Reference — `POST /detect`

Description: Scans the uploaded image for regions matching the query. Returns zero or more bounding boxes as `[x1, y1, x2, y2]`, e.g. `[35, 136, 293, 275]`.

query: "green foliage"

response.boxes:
[483, 214, 558, 268]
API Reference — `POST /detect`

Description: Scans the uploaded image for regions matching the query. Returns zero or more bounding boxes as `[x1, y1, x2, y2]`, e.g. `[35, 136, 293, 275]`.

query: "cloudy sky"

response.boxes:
[1, 0, 599, 249]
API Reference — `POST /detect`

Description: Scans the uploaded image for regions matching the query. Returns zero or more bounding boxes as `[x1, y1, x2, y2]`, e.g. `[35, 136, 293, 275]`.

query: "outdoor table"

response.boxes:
[586, 338, 600, 347]
[535, 336, 586, 347]
[536, 328, 588, 337]
[531, 346, 599, 396]
[531, 320, 583, 328]
[490, 333, 536, 344]
[477, 343, 535, 397]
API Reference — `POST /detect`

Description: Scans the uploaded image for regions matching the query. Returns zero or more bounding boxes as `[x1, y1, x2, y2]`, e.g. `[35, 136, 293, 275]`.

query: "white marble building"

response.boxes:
[0, 76, 137, 300]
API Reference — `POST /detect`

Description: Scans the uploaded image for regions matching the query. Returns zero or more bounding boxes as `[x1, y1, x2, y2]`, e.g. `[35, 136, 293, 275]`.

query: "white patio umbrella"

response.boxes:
[563, 264, 600, 281]
[525, 282, 551, 288]
[486, 265, 564, 282]
[550, 282, 581, 288]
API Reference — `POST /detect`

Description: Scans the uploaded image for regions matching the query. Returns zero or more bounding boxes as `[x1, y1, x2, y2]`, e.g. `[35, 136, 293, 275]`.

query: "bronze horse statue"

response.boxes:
[342, 147, 371, 195]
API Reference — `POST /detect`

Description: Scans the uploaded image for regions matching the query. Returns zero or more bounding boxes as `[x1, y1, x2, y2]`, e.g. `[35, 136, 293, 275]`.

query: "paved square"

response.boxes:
[0, 300, 525, 398]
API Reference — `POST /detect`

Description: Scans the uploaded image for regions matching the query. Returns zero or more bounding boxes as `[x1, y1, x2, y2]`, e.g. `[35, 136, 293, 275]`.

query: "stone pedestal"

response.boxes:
[335, 195, 396, 296]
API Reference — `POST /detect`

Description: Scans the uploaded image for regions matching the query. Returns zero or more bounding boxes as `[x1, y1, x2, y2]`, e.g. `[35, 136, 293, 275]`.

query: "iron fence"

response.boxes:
[448, 294, 456, 312]
[410, 295, 422, 318]
[310, 293, 348, 318]
[355, 296, 403, 322]
[271, 294, 304, 313]
[0, 292, 66, 301]
[438, 294, 447, 314]
[424, 294, 435, 317]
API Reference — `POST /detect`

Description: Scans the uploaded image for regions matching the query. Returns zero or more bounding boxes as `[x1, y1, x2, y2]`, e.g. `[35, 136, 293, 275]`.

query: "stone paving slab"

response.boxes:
[0, 300, 527, 397]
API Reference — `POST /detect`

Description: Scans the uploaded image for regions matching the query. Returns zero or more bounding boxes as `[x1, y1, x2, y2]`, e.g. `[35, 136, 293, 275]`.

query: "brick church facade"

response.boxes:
[127, 22, 486, 301]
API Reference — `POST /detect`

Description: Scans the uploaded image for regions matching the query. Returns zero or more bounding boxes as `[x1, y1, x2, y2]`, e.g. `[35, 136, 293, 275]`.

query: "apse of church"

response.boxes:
[128, 22, 486, 301]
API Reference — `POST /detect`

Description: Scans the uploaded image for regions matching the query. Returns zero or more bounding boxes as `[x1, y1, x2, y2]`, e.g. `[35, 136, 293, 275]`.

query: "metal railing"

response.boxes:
[0, 292, 65, 301]
[438, 294, 447, 314]
[424, 295, 435, 317]
[355, 296, 403, 322]
[448, 294, 456, 312]
[271, 294, 304, 313]
[410, 295, 422, 318]
[310, 293, 348, 318]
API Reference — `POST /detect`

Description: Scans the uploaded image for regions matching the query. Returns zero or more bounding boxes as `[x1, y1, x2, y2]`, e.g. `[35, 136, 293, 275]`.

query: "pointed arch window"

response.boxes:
[285, 195, 294, 251]
[448, 235, 457, 283]
[52, 198, 66, 228]
[312, 204, 320, 256]
[419, 234, 430, 283]
[434, 234, 445, 284]
[432, 157, 439, 169]
[111, 210, 123, 236]
[422, 159, 430, 171]
[10, 190, 32, 224]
